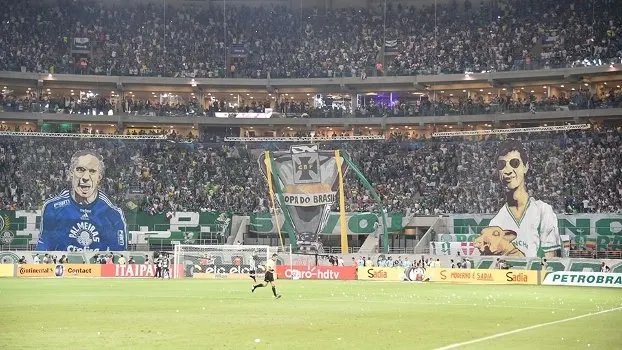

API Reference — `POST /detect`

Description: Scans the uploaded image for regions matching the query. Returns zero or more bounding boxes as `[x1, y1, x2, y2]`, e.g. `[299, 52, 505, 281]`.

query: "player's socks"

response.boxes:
[271, 286, 277, 297]
[252, 283, 264, 292]
[251, 275, 256, 282]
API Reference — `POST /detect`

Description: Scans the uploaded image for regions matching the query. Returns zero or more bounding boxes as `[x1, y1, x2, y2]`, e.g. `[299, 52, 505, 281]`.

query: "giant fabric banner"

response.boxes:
[446, 213, 622, 254]
[0, 210, 231, 250]
[542, 272, 622, 288]
[249, 212, 406, 236]
[423, 268, 539, 285]
[259, 145, 349, 253]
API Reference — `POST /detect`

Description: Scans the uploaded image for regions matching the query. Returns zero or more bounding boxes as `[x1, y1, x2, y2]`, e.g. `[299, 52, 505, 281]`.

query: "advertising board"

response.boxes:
[423, 268, 538, 285]
[356, 267, 405, 281]
[276, 265, 356, 280]
[542, 272, 622, 288]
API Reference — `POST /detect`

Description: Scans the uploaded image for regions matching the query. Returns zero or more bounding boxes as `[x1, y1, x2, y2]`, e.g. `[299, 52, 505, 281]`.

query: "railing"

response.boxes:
[3, 98, 621, 120]
[569, 250, 622, 260]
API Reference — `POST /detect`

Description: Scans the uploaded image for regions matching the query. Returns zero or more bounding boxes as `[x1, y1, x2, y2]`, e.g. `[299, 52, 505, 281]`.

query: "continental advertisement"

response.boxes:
[542, 272, 622, 288]
[423, 268, 538, 285]
[276, 265, 356, 280]
[357, 267, 405, 281]
[0, 264, 14, 277]
[17, 264, 101, 278]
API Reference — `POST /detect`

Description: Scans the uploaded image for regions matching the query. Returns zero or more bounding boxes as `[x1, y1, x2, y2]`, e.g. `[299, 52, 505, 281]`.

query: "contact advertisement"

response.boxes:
[423, 268, 538, 285]
[276, 265, 356, 280]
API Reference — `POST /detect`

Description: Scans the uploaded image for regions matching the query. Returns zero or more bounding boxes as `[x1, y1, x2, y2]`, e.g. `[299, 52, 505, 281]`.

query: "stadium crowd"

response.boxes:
[2, 87, 622, 118]
[0, 127, 620, 215]
[0, 0, 620, 78]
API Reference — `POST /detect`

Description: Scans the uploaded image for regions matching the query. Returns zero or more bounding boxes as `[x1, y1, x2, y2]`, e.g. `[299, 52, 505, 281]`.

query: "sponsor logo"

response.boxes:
[543, 272, 622, 288]
[18, 264, 101, 278]
[66, 245, 101, 252]
[424, 268, 538, 285]
[357, 267, 405, 281]
[117, 230, 125, 246]
[0, 230, 13, 245]
[101, 264, 181, 278]
[69, 221, 100, 248]
[53, 199, 70, 209]
[276, 265, 356, 280]
[17, 265, 55, 277]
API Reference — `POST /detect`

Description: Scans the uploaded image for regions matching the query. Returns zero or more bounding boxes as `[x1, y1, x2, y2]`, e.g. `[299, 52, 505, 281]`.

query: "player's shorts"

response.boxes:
[264, 271, 274, 282]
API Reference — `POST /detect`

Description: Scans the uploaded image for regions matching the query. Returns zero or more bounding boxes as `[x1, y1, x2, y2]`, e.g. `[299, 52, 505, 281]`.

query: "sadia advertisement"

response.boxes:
[276, 265, 356, 280]
[423, 268, 538, 285]
[357, 267, 405, 281]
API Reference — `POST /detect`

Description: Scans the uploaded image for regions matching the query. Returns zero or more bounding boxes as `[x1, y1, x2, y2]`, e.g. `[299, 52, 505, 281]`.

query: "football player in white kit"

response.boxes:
[473, 140, 561, 258]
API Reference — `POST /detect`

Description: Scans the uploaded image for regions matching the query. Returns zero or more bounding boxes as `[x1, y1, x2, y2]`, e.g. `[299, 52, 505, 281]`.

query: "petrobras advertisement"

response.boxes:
[542, 271, 622, 288]
[276, 265, 356, 280]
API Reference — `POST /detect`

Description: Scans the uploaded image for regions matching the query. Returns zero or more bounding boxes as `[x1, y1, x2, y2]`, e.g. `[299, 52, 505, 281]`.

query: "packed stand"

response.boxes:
[0, 0, 620, 78]
[2, 88, 621, 119]
[0, 127, 620, 215]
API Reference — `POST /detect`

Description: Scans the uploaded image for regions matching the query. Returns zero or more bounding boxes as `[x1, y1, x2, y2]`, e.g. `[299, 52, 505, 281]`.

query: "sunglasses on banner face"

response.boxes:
[497, 158, 522, 170]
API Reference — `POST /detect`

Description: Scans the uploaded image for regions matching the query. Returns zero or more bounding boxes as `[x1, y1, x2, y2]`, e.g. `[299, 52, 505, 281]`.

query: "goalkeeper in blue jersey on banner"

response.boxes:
[36, 150, 127, 252]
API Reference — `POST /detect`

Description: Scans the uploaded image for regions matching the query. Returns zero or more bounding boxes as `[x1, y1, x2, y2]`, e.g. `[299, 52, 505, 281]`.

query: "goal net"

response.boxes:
[172, 244, 291, 279]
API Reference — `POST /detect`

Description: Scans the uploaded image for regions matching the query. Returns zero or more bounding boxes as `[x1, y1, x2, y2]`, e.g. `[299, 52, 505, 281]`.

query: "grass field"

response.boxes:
[1, 279, 621, 350]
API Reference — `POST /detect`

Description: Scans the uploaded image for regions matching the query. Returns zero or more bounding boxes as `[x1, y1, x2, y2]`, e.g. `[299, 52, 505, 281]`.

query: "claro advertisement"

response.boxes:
[423, 268, 538, 285]
[276, 265, 356, 280]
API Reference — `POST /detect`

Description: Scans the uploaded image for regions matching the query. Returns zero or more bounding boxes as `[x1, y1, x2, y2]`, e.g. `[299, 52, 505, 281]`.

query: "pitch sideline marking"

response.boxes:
[434, 306, 622, 350]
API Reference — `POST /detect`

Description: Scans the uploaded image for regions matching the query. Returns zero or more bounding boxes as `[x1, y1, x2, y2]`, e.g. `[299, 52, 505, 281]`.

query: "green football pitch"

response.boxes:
[1, 279, 621, 350]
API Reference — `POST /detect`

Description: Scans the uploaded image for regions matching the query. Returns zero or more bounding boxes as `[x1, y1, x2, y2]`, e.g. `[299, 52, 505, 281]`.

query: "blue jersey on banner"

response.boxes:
[36, 190, 128, 252]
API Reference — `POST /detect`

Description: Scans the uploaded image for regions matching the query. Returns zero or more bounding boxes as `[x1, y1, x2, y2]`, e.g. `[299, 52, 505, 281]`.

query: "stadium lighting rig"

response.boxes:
[0, 131, 167, 139]
[224, 135, 385, 142]
[432, 124, 591, 138]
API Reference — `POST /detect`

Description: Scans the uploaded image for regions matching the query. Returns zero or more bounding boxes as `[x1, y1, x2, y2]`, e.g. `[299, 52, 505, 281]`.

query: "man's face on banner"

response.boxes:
[71, 154, 102, 203]
[497, 150, 528, 191]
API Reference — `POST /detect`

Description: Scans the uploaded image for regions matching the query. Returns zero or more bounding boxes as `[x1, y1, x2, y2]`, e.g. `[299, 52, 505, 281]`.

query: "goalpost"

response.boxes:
[172, 244, 293, 279]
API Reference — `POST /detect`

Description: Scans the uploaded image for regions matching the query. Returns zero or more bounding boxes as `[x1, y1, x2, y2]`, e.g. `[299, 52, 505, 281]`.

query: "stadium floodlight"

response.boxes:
[431, 124, 591, 138]
[224, 135, 384, 142]
[0, 131, 167, 139]
[172, 244, 294, 280]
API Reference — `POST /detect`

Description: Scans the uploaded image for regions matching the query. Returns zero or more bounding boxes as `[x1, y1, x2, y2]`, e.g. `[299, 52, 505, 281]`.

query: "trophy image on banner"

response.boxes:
[259, 145, 348, 253]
